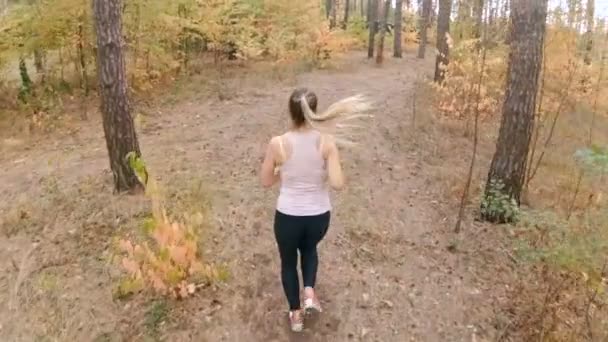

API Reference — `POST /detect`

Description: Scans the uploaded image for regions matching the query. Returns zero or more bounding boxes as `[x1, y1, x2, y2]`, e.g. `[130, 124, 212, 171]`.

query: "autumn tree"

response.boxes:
[330, 0, 337, 29]
[394, 0, 403, 57]
[456, 0, 471, 39]
[584, 0, 594, 64]
[367, 0, 378, 58]
[567, 0, 583, 30]
[93, 0, 143, 192]
[418, 0, 432, 58]
[473, 0, 484, 38]
[482, 0, 548, 223]
[376, 0, 390, 64]
[343, 0, 350, 28]
[434, 0, 452, 82]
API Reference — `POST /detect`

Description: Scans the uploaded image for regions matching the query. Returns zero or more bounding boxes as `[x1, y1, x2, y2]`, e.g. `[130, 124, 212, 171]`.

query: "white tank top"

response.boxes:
[276, 130, 331, 216]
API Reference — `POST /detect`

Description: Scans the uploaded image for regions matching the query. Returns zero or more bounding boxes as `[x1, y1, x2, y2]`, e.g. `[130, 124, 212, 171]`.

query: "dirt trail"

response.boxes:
[0, 53, 496, 341]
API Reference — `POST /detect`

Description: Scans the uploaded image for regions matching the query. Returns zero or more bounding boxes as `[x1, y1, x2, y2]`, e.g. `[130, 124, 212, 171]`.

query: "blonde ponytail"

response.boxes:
[300, 94, 373, 146]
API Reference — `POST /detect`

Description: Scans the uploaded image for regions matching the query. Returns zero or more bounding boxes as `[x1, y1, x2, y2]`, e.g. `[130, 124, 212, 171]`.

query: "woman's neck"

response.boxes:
[291, 124, 313, 132]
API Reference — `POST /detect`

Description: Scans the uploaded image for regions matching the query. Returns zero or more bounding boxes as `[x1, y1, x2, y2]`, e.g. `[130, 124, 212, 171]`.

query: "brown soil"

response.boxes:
[0, 52, 510, 341]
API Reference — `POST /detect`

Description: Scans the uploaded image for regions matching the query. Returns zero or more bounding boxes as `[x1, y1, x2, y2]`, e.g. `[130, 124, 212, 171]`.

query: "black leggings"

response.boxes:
[274, 210, 331, 311]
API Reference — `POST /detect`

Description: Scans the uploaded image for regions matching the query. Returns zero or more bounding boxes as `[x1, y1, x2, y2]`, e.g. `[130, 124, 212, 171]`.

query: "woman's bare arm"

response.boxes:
[323, 135, 344, 190]
[260, 137, 281, 188]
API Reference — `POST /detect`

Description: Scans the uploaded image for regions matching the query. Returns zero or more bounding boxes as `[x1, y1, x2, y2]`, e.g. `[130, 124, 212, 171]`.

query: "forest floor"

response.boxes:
[0, 52, 517, 341]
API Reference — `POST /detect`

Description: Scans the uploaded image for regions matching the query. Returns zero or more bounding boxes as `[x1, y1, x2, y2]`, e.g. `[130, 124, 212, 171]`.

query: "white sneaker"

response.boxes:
[289, 310, 303, 332]
[303, 297, 322, 314]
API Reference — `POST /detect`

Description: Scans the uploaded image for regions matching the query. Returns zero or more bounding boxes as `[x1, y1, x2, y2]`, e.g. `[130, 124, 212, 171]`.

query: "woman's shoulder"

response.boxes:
[269, 132, 291, 145]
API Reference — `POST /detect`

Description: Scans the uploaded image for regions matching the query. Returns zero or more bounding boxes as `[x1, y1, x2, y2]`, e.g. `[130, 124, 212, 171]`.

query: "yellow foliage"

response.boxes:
[0, 0, 358, 111]
[433, 39, 508, 120]
[435, 26, 608, 123]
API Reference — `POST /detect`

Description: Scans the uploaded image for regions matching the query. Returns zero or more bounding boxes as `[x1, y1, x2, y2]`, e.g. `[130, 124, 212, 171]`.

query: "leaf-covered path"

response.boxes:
[0, 53, 500, 341]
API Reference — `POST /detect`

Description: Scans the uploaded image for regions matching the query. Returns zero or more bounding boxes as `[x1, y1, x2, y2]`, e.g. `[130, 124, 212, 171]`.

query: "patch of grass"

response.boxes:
[144, 300, 169, 338]
[36, 271, 59, 293]
[92, 332, 121, 342]
[113, 277, 145, 301]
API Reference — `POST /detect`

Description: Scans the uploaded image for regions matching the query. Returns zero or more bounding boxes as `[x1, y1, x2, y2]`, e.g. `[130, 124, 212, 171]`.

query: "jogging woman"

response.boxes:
[260, 88, 371, 332]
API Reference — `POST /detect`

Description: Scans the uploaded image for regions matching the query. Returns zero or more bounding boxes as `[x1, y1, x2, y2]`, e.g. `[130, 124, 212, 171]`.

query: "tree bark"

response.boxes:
[394, 0, 403, 57]
[93, 0, 143, 193]
[482, 0, 548, 223]
[430, 0, 437, 27]
[376, 0, 391, 64]
[473, 0, 484, 38]
[501, 0, 509, 21]
[361, 0, 366, 18]
[418, 0, 432, 58]
[330, 0, 337, 29]
[326, 0, 332, 18]
[33, 49, 45, 84]
[367, 0, 378, 58]
[78, 18, 89, 97]
[456, 0, 471, 39]
[344, 0, 351, 29]
[584, 0, 594, 65]
[434, 0, 452, 82]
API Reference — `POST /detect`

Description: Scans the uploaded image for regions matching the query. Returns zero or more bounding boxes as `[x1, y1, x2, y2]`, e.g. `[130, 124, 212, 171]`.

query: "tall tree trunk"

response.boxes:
[488, 0, 496, 27]
[78, 18, 88, 97]
[567, 0, 577, 28]
[501, 0, 509, 21]
[344, 0, 351, 29]
[584, 0, 594, 64]
[330, 0, 337, 29]
[504, 0, 512, 44]
[78, 14, 89, 120]
[434, 0, 452, 82]
[326, 0, 332, 18]
[33, 49, 45, 83]
[456, 0, 471, 39]
[473, 0, 484, 38]
[361, 0, 366, 18]
[93, 0, 143, 193]
[568, 0, 585, 32]
[482, 0, 548, 223]
[376, 0, 391, 64]
[368, 0, 378, 58]
[418, 0, 432, 58]
[430, 0, 437, 27]
[394, 0, 403, 57]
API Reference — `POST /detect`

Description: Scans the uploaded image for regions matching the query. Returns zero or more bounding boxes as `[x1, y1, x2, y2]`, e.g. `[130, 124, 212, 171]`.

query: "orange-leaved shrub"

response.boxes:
[432, 38, 508, 122]
[115, 154, 224, 299]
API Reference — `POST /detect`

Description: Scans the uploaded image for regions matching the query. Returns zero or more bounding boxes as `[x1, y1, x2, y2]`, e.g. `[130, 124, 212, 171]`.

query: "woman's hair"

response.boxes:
[288, 87, 373, 146]
[289, 88, 318, 128]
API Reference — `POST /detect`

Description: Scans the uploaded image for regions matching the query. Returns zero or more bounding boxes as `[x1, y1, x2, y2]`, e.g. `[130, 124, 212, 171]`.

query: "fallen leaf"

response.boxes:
[122, 257, 140, 275]
[381, 300, 394, 309]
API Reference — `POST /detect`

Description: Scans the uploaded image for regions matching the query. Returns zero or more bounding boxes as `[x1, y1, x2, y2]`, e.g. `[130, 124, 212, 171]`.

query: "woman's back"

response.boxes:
[276, 130, 331, 216]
